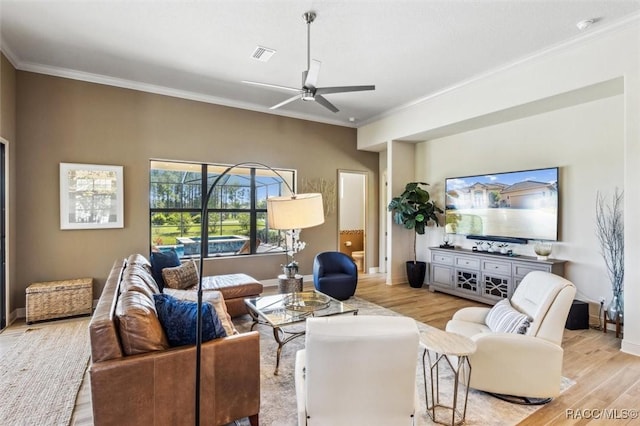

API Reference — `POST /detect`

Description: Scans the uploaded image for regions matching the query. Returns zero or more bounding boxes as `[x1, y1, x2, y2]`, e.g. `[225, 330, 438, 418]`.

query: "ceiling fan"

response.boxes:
[242, 11, 375, 113]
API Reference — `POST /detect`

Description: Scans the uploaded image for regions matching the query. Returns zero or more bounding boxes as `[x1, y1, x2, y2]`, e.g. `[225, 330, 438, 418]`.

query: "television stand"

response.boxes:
[428, 247, 566, 305]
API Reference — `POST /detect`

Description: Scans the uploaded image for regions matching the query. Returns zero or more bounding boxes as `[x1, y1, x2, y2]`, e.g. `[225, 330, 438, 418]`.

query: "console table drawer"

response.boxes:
[455, 257, 480, 270]
[513, 263, 550, 277]
[482, 260, 511, 275]
[428, 247, 565, 305]
[432, 252, 454, 265]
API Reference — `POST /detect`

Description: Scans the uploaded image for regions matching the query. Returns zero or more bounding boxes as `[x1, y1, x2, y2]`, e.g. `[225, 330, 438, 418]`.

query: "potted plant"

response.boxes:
[388, 182, 443, 288]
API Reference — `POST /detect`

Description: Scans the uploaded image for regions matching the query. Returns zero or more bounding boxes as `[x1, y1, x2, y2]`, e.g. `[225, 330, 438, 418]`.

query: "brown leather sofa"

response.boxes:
[89, 255, 260, 426]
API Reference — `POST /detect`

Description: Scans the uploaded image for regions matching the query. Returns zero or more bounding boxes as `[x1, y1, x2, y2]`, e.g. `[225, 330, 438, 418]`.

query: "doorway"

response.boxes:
[1, 141, 5, 330]
[338, 170, 367, 274]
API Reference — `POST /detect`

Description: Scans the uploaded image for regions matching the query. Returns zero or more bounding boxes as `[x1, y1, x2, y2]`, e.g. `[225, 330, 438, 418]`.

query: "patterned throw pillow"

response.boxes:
[153, 293, 227, 347]
[485, 299, 531, 334]
[162, 261, 199, 290]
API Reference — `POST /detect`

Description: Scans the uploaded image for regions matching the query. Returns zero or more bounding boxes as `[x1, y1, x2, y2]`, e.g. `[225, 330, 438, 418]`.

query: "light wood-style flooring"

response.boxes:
[2, 273, 639, 425]
[354, 274, 640, 425]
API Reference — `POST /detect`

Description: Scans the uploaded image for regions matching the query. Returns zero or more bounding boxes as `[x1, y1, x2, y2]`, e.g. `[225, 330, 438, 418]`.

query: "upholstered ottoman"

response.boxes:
[26, 278, 93, 323]
[200, 273, 264, 317]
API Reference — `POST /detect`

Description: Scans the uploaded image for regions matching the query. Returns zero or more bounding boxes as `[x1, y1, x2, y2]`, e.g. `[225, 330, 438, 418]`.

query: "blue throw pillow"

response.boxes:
[150, 250, 181, 291]
[153, 293, 227, 347]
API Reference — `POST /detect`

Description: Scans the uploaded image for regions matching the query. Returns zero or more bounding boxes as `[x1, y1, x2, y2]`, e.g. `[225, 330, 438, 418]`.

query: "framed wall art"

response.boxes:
[60, 163, 124, 230]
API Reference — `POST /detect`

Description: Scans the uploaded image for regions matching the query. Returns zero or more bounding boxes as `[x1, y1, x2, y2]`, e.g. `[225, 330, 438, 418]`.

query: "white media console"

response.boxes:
[429, 246, 566, 305]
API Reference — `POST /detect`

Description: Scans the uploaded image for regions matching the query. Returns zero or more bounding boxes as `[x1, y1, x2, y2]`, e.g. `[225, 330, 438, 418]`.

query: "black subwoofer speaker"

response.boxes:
[565, 299, 589, 330]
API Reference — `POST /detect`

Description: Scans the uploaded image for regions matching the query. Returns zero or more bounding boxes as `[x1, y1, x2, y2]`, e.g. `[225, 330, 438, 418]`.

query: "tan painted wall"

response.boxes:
[1, 53, 17, 325]
[1, 54, 17, 140]
[14, 71, 378, 312]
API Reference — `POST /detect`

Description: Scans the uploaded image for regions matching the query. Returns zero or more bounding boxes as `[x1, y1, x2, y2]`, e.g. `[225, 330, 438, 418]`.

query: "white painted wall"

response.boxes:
[379, 151, 388, 274]
[387, 141, 416, 285]
[415, 94, 623, 307]
[339, 173, 365, 230]
[360, 18, 640, 355]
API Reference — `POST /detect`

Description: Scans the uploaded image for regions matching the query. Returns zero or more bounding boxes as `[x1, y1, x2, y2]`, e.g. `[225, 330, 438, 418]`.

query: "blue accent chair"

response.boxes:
[313, 251, 358, 300]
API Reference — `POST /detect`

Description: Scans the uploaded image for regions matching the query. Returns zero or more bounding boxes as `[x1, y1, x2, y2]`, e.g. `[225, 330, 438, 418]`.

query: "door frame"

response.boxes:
[337, 169, 368, 273]
[0, 137, 8, 330]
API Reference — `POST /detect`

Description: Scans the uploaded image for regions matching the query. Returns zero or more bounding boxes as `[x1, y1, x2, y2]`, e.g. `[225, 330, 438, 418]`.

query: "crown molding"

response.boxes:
[0, 39, 20, 68]
[360, 11, 640, 127]
[9, 59, 354, 129]
[5, 10, 639, 130]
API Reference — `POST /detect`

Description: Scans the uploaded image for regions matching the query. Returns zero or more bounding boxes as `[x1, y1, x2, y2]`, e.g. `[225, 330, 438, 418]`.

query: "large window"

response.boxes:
[150, 160, 295, 258]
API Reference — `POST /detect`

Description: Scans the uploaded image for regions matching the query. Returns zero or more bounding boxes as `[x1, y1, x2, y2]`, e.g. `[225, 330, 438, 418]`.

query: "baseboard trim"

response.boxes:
[621, 339, 640, 357]
[14, 307, 25, 321]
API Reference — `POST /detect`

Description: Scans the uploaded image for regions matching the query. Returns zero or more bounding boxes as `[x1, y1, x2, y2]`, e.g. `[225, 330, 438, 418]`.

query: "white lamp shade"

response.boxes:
[267, 193, 324, 230]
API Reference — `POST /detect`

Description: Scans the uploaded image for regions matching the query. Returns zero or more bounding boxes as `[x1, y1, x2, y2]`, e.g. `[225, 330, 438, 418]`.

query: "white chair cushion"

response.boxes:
[485, 299, 530, 334]
[510, 270, 570, 336]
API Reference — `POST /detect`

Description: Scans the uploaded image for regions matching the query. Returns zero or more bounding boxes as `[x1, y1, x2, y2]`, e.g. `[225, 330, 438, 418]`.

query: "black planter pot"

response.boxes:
[406, 261, 427, 288]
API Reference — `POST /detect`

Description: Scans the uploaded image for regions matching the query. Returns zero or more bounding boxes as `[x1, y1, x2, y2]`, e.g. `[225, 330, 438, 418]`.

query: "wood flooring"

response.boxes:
[2, 273, 639, 425]
[355, 274, 640, 426]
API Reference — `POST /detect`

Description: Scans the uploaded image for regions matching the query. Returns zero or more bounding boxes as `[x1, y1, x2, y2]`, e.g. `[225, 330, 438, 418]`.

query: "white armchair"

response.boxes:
[446, 271, 576, 401]
[295, 315, 419, 426]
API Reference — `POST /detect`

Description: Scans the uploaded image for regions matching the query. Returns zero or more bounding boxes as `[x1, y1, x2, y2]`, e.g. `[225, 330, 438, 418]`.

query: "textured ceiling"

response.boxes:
[1, 0, 639, 127]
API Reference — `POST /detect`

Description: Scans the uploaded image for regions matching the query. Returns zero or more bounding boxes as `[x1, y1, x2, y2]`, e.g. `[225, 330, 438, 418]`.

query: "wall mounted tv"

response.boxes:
[445, 167, 559, 244]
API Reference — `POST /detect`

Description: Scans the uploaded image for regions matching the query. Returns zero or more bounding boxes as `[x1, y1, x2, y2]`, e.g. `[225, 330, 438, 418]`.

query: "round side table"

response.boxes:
[277, 274, 303, 293]
[420, 328, 477, 426]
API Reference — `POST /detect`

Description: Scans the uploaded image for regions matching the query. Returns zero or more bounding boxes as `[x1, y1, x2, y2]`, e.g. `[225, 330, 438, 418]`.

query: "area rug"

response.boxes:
[233, 297, 574, 426]
[0, 319, 91, 425]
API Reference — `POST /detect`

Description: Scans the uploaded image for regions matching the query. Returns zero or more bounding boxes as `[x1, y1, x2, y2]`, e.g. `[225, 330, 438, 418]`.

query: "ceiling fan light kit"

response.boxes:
[243, 11, 375, 114]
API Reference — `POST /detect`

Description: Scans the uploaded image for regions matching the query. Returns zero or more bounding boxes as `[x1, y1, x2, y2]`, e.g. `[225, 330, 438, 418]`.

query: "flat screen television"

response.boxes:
[445, 167, 559, 244]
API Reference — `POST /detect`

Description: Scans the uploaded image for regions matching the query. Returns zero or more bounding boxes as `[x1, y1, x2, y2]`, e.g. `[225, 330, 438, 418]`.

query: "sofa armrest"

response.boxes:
[90, 331, 260, 426]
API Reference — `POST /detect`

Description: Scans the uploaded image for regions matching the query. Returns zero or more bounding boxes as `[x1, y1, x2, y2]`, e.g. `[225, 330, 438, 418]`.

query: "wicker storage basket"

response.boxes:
[26, 278, 93, 323]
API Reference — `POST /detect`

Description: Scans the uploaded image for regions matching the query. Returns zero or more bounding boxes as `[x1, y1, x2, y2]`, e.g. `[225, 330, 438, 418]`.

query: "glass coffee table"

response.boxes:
[244, 290, 358, 375]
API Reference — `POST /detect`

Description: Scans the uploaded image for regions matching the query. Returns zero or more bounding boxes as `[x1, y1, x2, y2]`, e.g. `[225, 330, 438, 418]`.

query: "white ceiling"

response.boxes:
[1, 1, 639, 128]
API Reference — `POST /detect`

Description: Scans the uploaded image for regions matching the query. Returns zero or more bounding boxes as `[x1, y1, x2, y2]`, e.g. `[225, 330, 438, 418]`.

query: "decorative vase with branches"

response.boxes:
[595, 189, 624, 321]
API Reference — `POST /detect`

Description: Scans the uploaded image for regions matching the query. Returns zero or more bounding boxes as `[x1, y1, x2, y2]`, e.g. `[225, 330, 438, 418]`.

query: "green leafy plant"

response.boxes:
[388, 182, 443, 263]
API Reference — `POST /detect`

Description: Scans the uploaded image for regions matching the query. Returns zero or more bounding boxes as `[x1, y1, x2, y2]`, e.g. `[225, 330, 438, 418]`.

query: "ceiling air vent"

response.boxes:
[251, 46, 276, 62]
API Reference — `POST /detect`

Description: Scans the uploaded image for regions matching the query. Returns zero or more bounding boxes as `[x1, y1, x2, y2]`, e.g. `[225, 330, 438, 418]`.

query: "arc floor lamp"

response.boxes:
[195, 162, 324, 424]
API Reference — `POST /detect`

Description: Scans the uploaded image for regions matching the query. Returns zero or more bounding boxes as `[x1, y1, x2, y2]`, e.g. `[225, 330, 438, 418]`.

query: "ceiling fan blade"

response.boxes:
[314, 95, 339, 113]
[315, 85, 375, 95]
[270, 94, 301, 110]
[304, 60, 321, 89]
[242, 80, 302, 93]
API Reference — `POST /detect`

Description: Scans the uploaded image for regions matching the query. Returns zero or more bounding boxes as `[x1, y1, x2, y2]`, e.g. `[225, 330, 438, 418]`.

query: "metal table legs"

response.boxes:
[247, 308, 305, 375]
[422, 347, 472, 426]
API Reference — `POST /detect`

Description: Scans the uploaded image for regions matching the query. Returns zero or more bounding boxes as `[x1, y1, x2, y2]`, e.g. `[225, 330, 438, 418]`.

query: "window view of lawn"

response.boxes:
[151, 214, 255, 246]
[150, 160, 293, 257]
